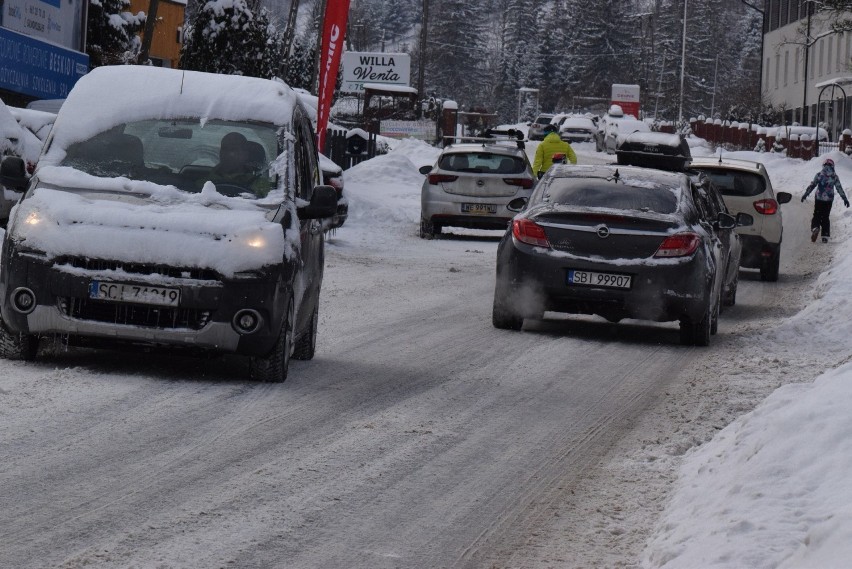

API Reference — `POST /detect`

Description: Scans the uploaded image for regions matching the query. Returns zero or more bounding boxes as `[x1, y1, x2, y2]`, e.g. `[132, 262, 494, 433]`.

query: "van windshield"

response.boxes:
[60, 119, 280, 198]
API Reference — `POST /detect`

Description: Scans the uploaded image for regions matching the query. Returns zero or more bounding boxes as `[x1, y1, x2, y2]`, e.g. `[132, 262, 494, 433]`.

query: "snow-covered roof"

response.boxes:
[43, 66, 301, 164]
[363, 83, 417, 95]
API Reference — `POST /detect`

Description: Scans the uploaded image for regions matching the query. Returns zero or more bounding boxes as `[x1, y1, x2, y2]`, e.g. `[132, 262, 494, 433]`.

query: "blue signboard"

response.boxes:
[0, 27, 88, 99]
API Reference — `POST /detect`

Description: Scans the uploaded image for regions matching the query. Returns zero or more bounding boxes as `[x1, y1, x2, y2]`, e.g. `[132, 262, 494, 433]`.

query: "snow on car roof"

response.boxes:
[619, 131, 683, 147]
[43, 66, 301, 164]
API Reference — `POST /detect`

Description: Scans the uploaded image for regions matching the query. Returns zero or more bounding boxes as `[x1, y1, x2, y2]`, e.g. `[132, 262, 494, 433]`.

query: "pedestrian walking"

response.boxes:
[801, 158, 849, 243]
[532, 123, 577, 178]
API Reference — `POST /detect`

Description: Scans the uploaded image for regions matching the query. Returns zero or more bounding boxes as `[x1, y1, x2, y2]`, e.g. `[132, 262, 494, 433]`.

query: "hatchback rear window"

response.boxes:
[542, 179, 679, 214]
[438, 153, 527, 174]
[535, 116, 553, 125]
[694, 168, 766, 197]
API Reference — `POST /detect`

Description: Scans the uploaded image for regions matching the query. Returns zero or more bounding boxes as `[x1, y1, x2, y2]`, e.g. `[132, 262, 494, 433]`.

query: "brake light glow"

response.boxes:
[428, 174, 458, 184]
[503, 177, 534, 189]
[654, 232, 701, 257]
[512, 218, 551, 248]
[753, 199, 778, 215]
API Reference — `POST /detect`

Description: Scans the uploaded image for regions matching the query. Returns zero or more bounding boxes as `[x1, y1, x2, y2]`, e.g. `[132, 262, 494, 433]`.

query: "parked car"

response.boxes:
[689, 156, 791, 281]
[492, 164, 751, 346]
[528, 113, 555, 141]
[0, 66, 338, 382]
[615, 131, 746, 306]
[597, 117, 651, 154]
[319, 153, 348, 230]
[0, 102, 55, 226]
[419, 132, 535, 238]
[559, 117, 597, 143]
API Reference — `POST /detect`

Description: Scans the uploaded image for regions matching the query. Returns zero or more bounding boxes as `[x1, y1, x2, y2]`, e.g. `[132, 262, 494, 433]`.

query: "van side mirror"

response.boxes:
[1, 156, 29, 191]
[776, 191, 792, 205]
[298, 185, 338, 219]
[418, 165, 432, 175]
[736, 212, 754, 227]
[715, 212, 737, 230]
[507, 197, 528, 212]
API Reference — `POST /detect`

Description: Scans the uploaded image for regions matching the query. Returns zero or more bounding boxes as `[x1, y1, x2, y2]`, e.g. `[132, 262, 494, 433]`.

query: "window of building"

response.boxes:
[795, 47, 800, 83]
[766, 56, 771, 88]
[780, 0, 789, 26]
[775, 53, 781, 88]
[784, 50, 789, 86]
[819, 39, 824, 76]
[828, 37, 834, 75]
[769, 0, 779, 31]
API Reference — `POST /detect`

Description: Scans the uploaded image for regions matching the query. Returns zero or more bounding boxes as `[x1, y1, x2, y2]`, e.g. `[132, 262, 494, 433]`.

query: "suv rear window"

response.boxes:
[541, 179, 678, 214]
[438, 152, 526, 174]
[694, 168, 766, 197]
[535, 116, 553, 125]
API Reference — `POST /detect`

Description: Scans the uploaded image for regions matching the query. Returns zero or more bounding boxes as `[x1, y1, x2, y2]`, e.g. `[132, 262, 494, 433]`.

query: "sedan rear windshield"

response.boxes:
[438, 152, 527, 174]
[693, 168, 766, 197]
[541, 179, 679, 214]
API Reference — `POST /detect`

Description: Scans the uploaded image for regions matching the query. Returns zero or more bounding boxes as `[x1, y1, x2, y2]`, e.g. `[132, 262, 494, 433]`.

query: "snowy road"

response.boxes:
[0, 146, 833, 568]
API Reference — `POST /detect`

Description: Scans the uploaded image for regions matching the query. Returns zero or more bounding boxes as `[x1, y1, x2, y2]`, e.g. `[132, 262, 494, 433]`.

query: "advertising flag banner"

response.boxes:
[316, 0, 351, 152]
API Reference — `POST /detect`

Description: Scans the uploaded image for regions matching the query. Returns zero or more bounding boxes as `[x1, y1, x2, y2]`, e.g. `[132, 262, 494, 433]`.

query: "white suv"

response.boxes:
[689, 157, 792, 281]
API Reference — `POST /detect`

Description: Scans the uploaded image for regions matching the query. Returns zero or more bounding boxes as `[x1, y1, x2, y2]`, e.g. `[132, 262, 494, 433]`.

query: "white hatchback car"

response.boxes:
[689, 157, 792, 281]
[419, 134, 535, 238]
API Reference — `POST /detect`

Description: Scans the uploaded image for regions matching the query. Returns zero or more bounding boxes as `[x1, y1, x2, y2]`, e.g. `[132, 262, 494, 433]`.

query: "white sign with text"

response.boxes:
[341, 51, 411, 93]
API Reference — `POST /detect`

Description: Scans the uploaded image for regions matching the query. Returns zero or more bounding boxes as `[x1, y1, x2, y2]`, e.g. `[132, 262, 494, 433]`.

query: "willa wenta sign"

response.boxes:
[341, 52, 411, 93]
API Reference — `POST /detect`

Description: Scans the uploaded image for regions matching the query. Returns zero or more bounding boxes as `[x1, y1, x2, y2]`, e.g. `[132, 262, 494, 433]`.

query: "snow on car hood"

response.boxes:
[10, 176, 290, 278]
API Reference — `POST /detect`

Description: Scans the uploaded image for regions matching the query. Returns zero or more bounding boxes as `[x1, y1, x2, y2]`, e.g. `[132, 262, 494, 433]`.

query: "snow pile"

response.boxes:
[343, 151, 424, 226]
[642, 150, 852, 568]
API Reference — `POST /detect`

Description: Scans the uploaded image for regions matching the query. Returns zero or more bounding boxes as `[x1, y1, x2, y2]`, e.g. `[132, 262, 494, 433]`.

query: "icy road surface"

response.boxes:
[0, 148, 833, 568]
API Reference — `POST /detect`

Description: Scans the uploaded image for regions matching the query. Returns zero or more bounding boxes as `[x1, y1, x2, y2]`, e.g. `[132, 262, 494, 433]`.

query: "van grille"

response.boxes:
[59, 297, 212, 330]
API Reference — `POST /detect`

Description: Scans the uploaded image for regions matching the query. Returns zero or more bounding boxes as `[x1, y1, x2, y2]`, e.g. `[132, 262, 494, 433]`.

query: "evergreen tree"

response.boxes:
[180, 0, 282, 78]
[86, 0, 146, 68]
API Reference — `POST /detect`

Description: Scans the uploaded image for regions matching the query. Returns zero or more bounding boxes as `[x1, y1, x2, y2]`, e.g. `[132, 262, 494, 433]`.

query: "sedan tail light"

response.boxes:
[654, 232, 701, 258]
[428, 173, 458, 184]
[753, 199, 778, 215]
[512, 218, 551, 248]
[503, 177, 534, 189]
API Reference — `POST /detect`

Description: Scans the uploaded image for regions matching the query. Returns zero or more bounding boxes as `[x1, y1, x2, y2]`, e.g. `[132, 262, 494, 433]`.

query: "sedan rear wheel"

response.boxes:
[492, 285, 523, 331]
[679, 298, 712, 347]
[419, 218, 441, 239]
[250, 294, 293, 382]
[760, 251, 780, 282]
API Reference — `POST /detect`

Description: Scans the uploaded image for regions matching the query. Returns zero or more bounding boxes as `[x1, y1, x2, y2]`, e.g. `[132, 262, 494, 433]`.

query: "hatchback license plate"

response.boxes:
[89, 281, 181, 307]
[461, 203, 498, 215]
[567, 270, 631, 289]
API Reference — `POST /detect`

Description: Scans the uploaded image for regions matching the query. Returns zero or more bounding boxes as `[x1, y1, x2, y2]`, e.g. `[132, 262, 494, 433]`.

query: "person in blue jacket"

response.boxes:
[802, 158, 849, 243]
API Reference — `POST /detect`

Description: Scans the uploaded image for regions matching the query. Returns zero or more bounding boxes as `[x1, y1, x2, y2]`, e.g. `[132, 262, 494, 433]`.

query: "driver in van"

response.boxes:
[198, 132, 270, 196]
[532, 123, 577, 178]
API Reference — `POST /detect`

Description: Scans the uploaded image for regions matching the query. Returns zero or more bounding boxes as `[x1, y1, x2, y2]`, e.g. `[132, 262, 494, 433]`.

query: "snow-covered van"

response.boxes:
[0, 66, 337, 382]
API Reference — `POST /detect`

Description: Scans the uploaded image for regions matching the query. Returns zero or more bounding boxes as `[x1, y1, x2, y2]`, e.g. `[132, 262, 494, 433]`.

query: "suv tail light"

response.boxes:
[654, 233, 701, 258]
[503, 177, 534, 189]
[428, 173, 458, 184]
[512, 218, 551, 248]
[753, 199, 778, 215]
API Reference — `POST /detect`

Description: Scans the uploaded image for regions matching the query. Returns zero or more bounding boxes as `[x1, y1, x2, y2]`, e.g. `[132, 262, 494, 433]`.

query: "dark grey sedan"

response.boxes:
[492, 164, 751, 346]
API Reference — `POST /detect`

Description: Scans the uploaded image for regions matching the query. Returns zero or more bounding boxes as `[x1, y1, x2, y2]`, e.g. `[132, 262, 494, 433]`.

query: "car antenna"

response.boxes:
[718, 148, 723, 164]
[180, 70, 185, 94]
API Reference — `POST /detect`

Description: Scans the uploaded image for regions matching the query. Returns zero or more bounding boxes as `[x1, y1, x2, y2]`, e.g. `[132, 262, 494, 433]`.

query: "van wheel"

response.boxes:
[292, 302, 318, 361]
[0, 315, 38, 360]
[250, 295, 293, 383]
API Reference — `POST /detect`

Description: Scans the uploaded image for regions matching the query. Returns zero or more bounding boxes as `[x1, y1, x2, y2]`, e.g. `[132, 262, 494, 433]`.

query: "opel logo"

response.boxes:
[596, 224, 611, 239]
[476, 179, 484, 187]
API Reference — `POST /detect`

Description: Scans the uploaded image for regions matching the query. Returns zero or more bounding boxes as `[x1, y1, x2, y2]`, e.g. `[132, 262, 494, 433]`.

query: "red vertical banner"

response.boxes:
[316, 0, 351, 153]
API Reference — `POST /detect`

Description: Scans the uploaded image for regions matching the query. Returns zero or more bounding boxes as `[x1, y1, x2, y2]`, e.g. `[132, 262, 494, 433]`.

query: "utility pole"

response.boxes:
[281, 0, 301, 59]
[138, 0, 160, 65]
[678, 0, 687, 123]
[417, 0, 429, 98]
[710, 53, 719, 118]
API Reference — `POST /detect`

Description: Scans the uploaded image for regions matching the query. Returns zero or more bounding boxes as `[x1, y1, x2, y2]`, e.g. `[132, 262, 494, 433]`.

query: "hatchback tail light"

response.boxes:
[428, 173, 458, 184]
[753, 199, 778, 215]
[654, 232, 701, 257]
[512, 218, 551, 248]
[503, 177, 534, 189]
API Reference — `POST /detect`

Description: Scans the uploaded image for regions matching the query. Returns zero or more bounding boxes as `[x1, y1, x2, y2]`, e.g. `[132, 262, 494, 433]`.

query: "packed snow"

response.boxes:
[339, 131, 852, 567]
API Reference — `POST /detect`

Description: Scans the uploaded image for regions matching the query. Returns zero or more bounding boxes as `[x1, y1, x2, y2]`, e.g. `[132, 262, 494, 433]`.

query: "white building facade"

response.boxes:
[762, 0, 852, 139]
